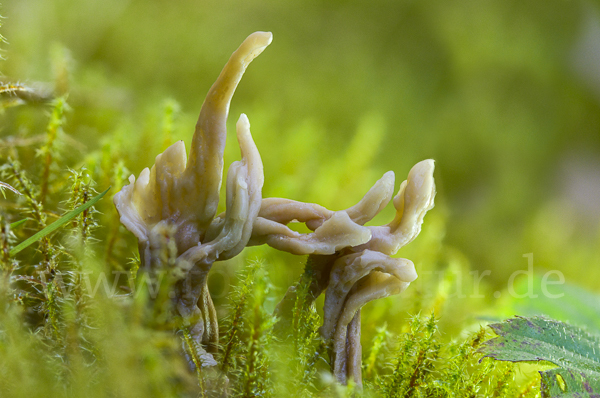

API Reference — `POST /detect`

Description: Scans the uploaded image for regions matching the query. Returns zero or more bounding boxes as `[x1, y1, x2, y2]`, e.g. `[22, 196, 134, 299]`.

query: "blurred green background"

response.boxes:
[2, 0, 600, 332]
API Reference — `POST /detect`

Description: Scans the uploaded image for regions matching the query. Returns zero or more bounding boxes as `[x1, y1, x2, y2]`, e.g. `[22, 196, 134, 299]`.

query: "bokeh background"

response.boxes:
[2, 0, 600, 336]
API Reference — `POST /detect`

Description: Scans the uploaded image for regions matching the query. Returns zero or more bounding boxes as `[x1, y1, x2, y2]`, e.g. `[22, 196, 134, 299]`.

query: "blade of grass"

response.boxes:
[9, 187, 110, 256]
[9, 218, 29, 229]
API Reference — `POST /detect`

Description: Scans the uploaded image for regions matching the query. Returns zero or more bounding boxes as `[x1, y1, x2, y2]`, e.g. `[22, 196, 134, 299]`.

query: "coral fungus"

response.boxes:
[114, 31, 435, 386]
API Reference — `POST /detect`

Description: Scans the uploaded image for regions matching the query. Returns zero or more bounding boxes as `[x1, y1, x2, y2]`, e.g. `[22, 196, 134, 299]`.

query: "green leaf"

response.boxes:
[9, 187, 110, 256]
[480, 316, 600, 397]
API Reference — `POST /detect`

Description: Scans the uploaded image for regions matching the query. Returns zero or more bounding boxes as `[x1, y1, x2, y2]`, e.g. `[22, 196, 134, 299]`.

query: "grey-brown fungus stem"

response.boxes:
[332, 272, 411, 384]
[320, 250, 417, 342]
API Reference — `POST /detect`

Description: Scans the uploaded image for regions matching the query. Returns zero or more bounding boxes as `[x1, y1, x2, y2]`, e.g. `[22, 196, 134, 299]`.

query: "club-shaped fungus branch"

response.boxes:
[324, 159, 435, 387]
[114, 32, 273, 366]
[263, 160, 435, 387]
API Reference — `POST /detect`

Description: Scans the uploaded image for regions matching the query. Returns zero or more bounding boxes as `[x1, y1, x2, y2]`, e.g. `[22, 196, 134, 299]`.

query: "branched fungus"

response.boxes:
[114, 32, 274, 365]
[114, 31, 436, 387]
[263, 160, 435, 386]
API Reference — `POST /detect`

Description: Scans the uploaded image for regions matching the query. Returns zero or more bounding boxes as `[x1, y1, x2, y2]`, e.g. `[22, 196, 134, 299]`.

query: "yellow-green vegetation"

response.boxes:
[1, 1, 600, 397]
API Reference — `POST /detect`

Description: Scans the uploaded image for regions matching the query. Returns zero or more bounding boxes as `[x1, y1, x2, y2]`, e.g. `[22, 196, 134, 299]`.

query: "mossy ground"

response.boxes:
[1, 1, 600, 396]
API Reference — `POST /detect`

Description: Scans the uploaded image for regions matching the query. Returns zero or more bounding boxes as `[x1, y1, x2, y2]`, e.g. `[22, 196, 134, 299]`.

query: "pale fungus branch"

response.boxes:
[248, 211, 371, 255]
[246, 171, 397, 255]
[180, 113, 264, 266]
[359, 159, 436, 256]
[255, 170, 395, 231]
[113, 31, 436, 389]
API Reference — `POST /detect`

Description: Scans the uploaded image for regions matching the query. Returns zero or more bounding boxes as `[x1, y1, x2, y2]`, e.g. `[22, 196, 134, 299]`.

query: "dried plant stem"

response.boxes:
[0, 82, 52, 104]
[182, 327, 207, 397]
[0, 181, 21, 196]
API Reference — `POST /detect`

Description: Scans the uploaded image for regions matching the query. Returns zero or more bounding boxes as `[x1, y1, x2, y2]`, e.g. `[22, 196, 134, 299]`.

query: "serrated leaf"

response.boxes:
[9, 187, 110, 256]
[480, 316, 600, 398]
